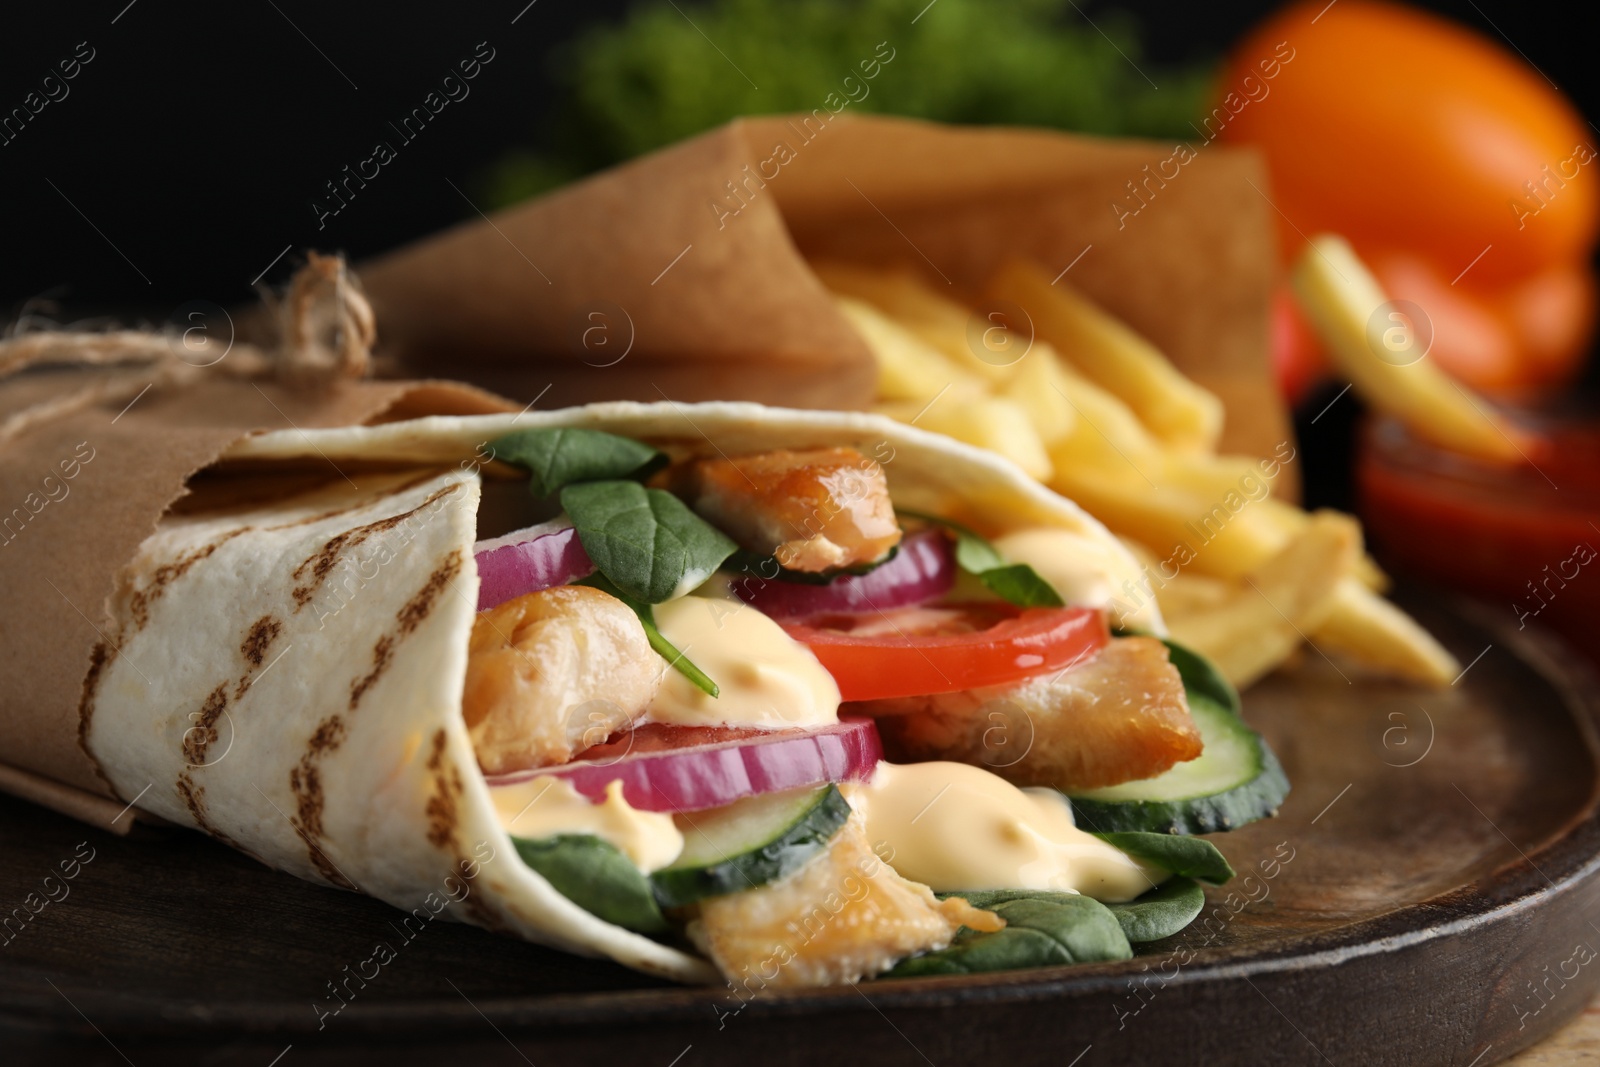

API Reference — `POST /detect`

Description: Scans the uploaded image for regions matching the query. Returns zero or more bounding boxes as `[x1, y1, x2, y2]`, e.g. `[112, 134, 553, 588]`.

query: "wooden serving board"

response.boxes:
[3, 593, 1598, 1067]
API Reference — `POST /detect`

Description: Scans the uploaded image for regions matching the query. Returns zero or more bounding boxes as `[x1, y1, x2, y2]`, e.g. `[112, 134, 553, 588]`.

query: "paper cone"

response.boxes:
[360, 114, 1288, 463]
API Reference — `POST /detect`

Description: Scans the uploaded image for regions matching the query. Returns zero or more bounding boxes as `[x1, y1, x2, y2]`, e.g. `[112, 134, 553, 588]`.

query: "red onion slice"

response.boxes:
[474, 520, 595, 611]
[727, 528, 955, 620]
[486, 718, 883, 812]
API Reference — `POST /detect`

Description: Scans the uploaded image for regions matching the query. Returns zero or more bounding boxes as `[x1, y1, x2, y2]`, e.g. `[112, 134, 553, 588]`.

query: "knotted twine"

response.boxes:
[0, 252, 376, 448]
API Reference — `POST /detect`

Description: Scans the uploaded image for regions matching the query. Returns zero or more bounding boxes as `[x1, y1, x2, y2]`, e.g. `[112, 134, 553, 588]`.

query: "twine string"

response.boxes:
[0, 252, 375, 446]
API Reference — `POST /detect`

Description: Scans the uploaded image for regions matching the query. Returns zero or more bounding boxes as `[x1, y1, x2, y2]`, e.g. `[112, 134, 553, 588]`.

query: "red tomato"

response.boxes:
[1221, 0, 1598, 285]
[1495, 261, 1597, 392]
[782, 603, 1109, 701]
[1369, 253, 1518, 392]
[1367, 254, 1596, 395]
[1270, 283, 1327, 405]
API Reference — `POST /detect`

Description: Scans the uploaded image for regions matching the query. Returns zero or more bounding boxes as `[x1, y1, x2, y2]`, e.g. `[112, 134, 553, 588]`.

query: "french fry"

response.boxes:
[1046, 360, 1167, 469]
[1046, 361, 1284, 509]
[1090, 478, 1388, 607]
[986, 259, 1224, 454]
[1145, 539, 1418, 689]
[1166, 512, 1360, 689]
[999, 344, 1078, 446]
[1116, 537, 1238, 623]
[1153, 569, 1236, 622]
[1255, 498, 1390, 591]
[1157, 453, 1279, 502]
[1291, 236, 1529, 463]
[812, 260, 1019, 386]
[877, 394, 1054, 481]
[812, 260, 962, 328]
[1351, 556, 1391, 593]
[1312, 579, 1459, 686]
[1048, 463, 1293, 582]
[833, 296, 985, 403]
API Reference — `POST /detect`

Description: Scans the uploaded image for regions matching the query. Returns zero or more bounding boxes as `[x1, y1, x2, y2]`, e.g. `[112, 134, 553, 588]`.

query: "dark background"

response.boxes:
[1, 0, 1593, 316]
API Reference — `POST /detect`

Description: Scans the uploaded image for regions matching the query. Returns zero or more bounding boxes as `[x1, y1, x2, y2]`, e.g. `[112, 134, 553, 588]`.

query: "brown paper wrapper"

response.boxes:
[360, 114, 1289, 464]
[0, 371, 513, 830]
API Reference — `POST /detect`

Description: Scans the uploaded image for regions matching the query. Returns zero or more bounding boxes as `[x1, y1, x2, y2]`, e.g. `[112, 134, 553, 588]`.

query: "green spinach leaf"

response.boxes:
[512, 834, 668, 935]
[561, 480, 738, 605]
[1161, 639, 1242, 716]
[490, 427, 664, 499]
[1104, 878, 1206, 943]
[949, 527, 1006, 573]
[886, 890, 1131, 977]
[977, 562, 1066, 608]
[899, 511, 1064, 609]
[577, 574, 720, 697]
[1094, 831, 1235, 886]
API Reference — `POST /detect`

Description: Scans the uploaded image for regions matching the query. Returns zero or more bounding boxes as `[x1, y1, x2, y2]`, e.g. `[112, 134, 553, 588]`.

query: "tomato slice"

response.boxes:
[782, 603, 1110, 701]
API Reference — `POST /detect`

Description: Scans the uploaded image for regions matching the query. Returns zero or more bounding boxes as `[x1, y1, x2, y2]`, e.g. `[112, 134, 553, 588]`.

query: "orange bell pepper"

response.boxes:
[1223, 0, 1598, 399]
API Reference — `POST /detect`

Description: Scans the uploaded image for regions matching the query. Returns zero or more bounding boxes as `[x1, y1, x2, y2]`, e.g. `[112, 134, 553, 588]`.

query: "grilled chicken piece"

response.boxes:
[463, 586, 661, 775]
[858, 637, 1200, 792]
[665, 448, 901, 572]
[688, 816, 1001, 988]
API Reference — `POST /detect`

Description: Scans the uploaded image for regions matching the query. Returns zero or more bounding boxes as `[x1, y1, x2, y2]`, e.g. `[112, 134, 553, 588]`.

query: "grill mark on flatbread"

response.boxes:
[174, 774, 205, 826]
[424, 730, 456, 852]
[127, 526, 253, 631]
[240, 615, 282, 667]
[285, 733, 357, 893]
[288, 761, 321, 831]
[308, 716, 347, 758]
[306, 846, 358, 891]
[424, 729, 508, 933]
[173, 682, 239, 844]
[174, 772, 241, 849]
[180, 683, 229, 767]
[290, 716, 346, 838]
[282, 748, 357, 892]
[235, 615, 285, 700]
[349, 550, 463, 710]
[290, 484, 461, 611]
[74, 641, 119, 796]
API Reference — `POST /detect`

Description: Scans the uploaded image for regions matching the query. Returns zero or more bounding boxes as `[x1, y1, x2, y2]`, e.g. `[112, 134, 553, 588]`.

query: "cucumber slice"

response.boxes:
[650, 785, 851, 908]
[1067, 694, 1289, 835]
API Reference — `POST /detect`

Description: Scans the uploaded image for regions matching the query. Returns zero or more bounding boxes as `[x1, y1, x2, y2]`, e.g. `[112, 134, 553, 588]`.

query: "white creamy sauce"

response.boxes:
[844, 761, 1163, 901]
[493, 776, 684, 873]
[992, 527, 1148, 625]
[646, 596, 841, 730]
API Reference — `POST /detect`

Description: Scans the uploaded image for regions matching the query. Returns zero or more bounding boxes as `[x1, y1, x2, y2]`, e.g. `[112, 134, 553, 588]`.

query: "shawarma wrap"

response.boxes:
[77, 400, 1281, 985]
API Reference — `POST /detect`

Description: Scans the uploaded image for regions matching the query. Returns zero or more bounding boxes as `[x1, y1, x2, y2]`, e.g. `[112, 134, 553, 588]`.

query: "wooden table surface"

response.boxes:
[1509, 999, 1600, 1065]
